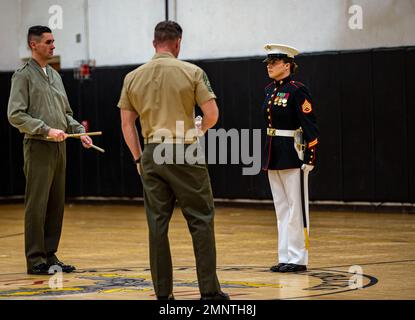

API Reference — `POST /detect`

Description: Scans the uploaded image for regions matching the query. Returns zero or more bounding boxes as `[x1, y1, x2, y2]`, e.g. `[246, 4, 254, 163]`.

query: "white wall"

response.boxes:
[88, 0, 164, 67]
[0, 0, 164, 69]
[0, 0, 21, 70]
[18, 0, 87, 69]
[0, 0, 414, 71]
[177, 0, 415, 60]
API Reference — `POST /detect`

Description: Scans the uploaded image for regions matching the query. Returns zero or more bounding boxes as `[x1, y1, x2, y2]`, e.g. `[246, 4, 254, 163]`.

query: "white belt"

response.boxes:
[144, 137, 197, 144]
[267, 128, 296, 137]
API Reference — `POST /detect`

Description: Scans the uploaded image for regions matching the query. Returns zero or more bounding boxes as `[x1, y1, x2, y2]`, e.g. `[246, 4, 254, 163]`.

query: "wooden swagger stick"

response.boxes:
[89, 144, 105, 153]
[75, 132, 105, 153]
[46, 131, 105, 153]
[46, 131, 102, 140]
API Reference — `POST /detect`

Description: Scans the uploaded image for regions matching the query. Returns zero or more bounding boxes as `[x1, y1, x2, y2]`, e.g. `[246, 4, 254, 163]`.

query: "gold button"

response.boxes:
[269, 124, 272, 127]
[268, 116, 271, 120]
[267, 108, 270, 112]
[268, 101, 271, 105]
[309, 161, 312, 164]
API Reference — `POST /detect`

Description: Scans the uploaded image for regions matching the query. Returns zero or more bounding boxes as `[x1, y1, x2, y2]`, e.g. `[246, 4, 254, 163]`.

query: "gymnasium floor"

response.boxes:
[0, 204, 414, 300]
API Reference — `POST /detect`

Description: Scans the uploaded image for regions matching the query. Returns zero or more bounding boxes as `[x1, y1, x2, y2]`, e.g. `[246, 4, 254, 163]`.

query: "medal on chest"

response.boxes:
[273, 92, 290, 107]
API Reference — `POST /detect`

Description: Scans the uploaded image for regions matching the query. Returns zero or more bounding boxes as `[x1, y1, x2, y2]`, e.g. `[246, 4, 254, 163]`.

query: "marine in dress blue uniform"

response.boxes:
[261, 44, 318, 273]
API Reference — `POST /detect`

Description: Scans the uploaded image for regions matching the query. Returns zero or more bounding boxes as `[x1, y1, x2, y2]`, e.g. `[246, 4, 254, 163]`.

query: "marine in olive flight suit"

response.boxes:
[7, 26, 92, 275]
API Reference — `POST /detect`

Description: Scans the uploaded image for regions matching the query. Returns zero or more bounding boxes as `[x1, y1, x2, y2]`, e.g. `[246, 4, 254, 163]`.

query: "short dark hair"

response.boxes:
[27, 25, 52, 47]
[154, 20, 182, 43]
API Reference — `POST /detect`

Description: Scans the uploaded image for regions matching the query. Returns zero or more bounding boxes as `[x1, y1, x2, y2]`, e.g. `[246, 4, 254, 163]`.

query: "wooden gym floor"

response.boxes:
[0, 204, 414, 300]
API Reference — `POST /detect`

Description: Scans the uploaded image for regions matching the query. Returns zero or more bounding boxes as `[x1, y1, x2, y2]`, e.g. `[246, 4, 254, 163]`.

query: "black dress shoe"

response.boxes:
[27, 263, 53, 275]
[270, 263, 288, 272]
[201, 291, 230, 300]
[48, 261, 76, 273]
[157, 294, 175, 300]
[279, 264, 307, 273]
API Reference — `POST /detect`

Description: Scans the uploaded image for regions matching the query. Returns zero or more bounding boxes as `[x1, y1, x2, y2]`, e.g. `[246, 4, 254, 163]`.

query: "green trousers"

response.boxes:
[140, 143, 221, 297]
[23, 139, 66, 270]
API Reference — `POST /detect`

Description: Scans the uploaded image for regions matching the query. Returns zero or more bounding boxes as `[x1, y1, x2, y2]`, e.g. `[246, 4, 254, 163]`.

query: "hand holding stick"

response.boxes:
[79, 134, 105, 153]
[47, 131, 105, 153]
[46, 131, 102, 140]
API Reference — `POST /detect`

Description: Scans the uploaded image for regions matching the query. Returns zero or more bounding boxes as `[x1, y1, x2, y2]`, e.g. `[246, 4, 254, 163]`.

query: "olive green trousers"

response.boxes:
[140, 143, 221, 297]
[23, 139, 66, 270]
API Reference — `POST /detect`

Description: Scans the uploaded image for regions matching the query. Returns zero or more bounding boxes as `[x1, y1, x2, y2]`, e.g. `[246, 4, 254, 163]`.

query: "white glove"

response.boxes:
[301, 164, 314, 172]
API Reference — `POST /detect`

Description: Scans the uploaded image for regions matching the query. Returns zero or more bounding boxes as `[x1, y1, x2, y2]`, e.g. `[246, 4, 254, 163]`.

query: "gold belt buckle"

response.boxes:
[268, 128, 276, 136]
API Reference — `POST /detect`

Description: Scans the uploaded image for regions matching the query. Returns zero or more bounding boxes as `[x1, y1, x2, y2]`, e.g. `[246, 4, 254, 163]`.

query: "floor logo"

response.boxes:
[0, 265, 377, 299]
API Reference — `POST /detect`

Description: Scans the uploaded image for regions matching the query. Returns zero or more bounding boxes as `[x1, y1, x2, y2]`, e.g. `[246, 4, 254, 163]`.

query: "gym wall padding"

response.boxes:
[1, 72, 25, 197]
[1, 46, 415, 203]
[339, 51, 375, 202]
[407, 48, 415, 203]
[298, 52, 343, 201]
[372, 49, 408, 202]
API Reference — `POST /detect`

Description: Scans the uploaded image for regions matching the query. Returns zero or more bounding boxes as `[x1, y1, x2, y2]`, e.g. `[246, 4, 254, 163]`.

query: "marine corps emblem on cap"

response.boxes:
[263, 44, 300, 63]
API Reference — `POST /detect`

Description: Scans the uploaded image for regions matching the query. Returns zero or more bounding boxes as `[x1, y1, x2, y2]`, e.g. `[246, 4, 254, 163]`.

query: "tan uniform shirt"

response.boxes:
[7, 58, 85, 141]
[117, 52, 216, 139]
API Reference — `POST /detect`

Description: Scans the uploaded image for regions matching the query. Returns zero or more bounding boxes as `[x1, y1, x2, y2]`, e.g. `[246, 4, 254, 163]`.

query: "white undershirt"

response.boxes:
[42, 67, 47, 76]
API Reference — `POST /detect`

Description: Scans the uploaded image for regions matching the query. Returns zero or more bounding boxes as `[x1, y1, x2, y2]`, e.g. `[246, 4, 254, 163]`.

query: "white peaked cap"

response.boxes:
[264, 43, 300, 59]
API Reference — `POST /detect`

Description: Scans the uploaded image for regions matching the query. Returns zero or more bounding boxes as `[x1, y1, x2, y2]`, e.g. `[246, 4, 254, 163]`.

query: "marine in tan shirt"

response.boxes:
[118, 20, 229, 301]
[118, 51, 216, 140]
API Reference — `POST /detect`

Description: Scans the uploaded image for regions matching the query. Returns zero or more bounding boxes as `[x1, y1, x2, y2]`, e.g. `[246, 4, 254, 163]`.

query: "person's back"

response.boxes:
[122, 53, 214, 139]
[118, 20, 229, 300]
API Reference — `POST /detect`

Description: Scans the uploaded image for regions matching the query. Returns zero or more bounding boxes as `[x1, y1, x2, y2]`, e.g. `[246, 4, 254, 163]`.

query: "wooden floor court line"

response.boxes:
[0, 233, 24, 239]
[0, 204, 414, 299]
[315, 259, 415, 269]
